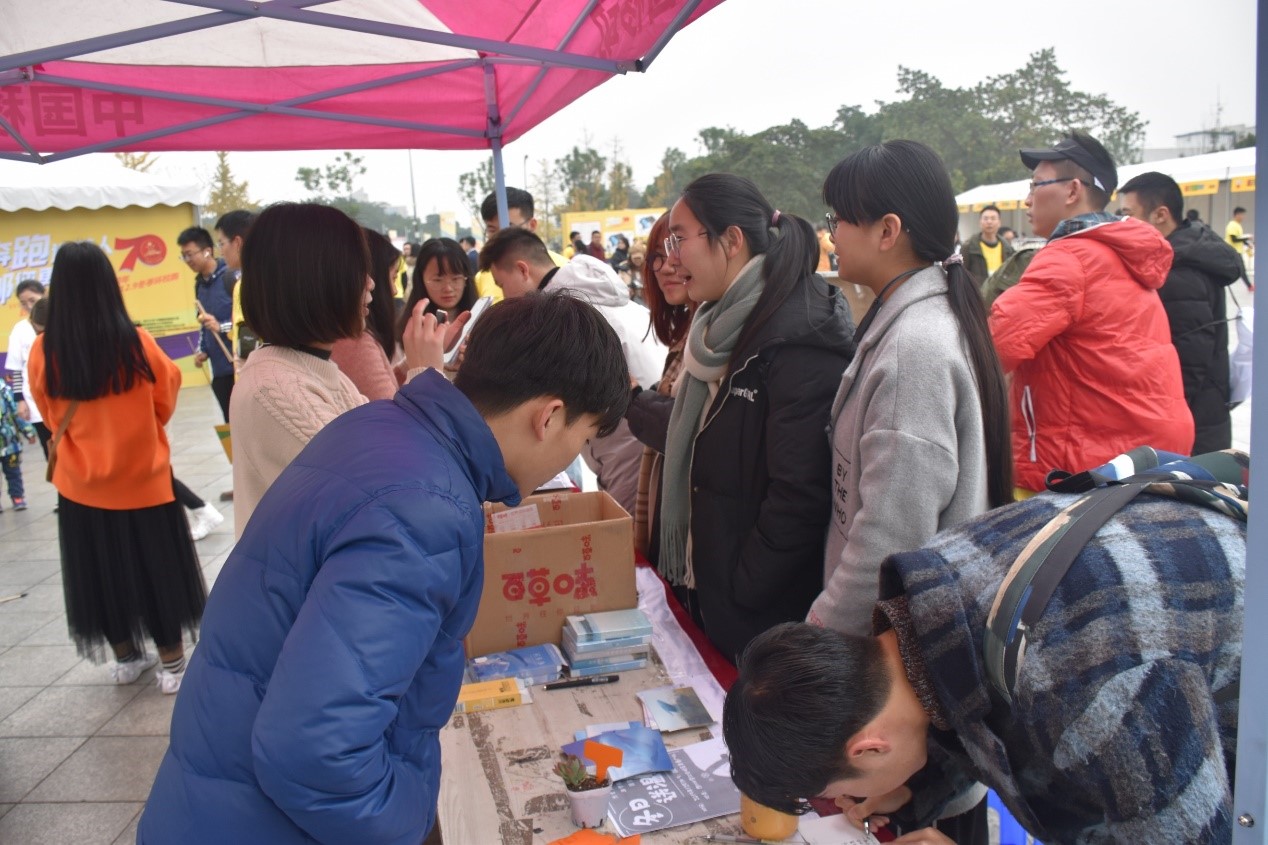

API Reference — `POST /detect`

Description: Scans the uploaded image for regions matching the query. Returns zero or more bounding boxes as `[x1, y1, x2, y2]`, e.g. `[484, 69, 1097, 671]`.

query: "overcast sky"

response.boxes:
[131, 0, 1258, 227]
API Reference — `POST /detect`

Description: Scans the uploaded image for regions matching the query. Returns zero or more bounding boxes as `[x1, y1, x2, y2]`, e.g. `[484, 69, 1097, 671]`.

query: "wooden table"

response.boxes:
[439, 569, 746, 845]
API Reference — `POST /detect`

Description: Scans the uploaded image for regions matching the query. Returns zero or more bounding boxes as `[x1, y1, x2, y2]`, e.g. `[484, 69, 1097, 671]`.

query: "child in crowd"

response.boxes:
[0, 379, 37, 511]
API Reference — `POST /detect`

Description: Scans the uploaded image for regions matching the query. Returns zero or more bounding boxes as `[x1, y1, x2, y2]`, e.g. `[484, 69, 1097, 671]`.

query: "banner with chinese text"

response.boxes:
[1, 203, 205, 387]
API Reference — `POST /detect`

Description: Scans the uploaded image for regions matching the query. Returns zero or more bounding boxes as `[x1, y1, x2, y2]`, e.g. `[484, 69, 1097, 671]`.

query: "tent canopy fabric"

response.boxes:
[956, 147, 1256, 208]
[0, 155, 203, 211]
[0, 0, 722, 160]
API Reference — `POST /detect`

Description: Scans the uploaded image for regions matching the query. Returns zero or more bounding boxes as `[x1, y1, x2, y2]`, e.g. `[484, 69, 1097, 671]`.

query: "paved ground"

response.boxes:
[0, 386, 235, 845]
[0, 287, 1254, 843]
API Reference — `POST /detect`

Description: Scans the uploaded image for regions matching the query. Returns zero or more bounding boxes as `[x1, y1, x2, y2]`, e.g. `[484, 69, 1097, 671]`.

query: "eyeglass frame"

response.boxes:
[648, 252, 666, 274]
[180, 247, 209, 263]
[1027, 177, 1076, 195]
[664, 230, 709, 259]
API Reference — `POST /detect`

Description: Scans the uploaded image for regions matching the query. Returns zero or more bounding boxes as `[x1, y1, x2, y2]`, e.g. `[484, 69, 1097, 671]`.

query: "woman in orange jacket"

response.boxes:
[29, 241, 206, 695]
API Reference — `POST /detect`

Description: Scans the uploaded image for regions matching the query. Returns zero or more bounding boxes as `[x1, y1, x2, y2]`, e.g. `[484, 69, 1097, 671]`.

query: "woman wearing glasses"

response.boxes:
[625, 214, 697, 578]
[658, 174, 854, 663]
[809, 140, 1012, 633]
[401, 237, 479, 326]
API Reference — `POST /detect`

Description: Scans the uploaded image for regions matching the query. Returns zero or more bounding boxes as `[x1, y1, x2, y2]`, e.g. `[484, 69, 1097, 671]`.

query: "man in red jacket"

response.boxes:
[989, 131, 1193, 495]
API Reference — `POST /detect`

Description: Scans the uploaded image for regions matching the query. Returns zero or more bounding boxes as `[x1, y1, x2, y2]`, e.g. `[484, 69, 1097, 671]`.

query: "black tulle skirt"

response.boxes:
[57, 493, 207, 660]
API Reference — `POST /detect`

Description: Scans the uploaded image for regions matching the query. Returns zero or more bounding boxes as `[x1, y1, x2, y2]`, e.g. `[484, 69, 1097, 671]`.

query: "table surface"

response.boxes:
[439, 655, 750, 845]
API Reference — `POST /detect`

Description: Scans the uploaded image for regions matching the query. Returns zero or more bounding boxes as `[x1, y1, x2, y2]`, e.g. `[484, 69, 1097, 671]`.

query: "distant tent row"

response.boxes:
[955, 147, 1255, 238]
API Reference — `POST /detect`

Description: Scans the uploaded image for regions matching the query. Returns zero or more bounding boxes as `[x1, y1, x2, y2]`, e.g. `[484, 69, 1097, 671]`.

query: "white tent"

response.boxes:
[956, 147, 1255, 208]
[0, 155, 202, 212]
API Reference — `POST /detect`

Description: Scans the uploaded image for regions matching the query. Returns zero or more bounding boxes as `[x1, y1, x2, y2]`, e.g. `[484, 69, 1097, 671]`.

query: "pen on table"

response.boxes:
[864, 816, 872, 837]
[543, 674, 619, 691]
[703, 834, 774, 844]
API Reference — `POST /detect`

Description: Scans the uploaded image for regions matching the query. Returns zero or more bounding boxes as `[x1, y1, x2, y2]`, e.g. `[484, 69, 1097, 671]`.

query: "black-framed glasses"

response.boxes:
[664, 230, 707, 259]
[649, 253, 666, 274]
[825, 213, 841, 243]
[1027, 177, 1076, 194]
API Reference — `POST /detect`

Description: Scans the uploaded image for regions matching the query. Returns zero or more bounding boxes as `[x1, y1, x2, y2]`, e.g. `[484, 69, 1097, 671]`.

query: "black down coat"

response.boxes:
[686, 277, 854, 663]
[1160, 222, 1244, 454]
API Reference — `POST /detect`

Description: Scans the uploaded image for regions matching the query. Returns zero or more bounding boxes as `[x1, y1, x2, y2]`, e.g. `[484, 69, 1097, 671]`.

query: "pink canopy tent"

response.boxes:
[0, 0, 723, 221]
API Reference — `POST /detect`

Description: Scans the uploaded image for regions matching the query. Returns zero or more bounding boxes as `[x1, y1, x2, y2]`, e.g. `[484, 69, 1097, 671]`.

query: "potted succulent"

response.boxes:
[554, 753, 612, 828]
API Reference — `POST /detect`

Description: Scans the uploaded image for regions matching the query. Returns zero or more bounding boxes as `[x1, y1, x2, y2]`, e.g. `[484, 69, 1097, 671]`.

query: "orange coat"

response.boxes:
[990, 218, 1194, 492]
[29, 329, 181, 510]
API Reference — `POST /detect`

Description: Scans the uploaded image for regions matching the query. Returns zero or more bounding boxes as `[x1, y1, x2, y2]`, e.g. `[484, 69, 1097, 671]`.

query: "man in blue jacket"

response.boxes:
[140, 294, 630, 844]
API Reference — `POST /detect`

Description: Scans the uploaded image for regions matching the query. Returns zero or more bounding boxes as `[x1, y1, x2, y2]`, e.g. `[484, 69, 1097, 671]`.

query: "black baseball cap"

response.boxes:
[1020, 133, 1118, 195]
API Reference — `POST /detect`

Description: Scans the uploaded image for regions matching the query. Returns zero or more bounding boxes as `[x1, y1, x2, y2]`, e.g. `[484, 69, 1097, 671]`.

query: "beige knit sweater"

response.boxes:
[230, 345, 366, 536]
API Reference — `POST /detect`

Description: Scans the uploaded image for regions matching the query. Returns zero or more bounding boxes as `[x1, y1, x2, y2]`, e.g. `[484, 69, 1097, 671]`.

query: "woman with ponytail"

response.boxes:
[808, 140, 1012, 640]
[807, 140, 1011, 845]
[659, 174, 854, 663]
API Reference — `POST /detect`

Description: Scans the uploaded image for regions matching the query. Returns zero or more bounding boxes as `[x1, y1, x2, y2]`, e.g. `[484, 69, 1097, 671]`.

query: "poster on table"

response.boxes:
[0, 203, 205, 386]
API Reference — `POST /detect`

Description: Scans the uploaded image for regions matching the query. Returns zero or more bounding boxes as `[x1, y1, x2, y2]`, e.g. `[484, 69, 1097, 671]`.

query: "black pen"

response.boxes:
[544, 674, 619, 690]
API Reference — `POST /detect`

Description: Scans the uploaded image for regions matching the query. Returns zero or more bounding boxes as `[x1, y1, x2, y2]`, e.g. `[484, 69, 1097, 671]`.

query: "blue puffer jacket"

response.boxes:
[139, 370, 519, 844]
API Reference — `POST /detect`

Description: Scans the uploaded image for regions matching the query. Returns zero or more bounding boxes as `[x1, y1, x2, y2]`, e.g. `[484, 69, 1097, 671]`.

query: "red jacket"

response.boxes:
[990, 218, 1194, 492]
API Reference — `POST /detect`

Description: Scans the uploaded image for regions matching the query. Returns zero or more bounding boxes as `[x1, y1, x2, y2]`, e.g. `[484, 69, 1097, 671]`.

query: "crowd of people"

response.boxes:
[0, 128, 1250, 845]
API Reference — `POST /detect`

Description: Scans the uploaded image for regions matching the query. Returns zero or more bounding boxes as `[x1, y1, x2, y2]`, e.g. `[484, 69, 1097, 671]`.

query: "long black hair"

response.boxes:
[362, 228, 402, 361]
[678, 174, 820, 356]
[823, 140, 1013, 506]
[42, 241, 155, 400]
[397, 238, 478, 342]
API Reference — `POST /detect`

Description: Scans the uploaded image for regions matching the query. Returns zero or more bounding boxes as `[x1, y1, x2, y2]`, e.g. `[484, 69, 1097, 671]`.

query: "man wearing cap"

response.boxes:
[988, 130, 1192, 495]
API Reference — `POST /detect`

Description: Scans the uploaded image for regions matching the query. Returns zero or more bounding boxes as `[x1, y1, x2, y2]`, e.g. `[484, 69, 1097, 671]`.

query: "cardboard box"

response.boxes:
[465, 491, 636, 658]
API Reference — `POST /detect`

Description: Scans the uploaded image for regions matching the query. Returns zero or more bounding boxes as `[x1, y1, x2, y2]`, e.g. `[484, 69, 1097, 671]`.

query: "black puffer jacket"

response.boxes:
[1161, 222, 1243, 453]
[688, 277, 854, 663]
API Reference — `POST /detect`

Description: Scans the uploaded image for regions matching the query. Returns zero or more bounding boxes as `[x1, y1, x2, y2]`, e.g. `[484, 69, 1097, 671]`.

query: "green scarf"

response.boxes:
[658, 256, 766, 585]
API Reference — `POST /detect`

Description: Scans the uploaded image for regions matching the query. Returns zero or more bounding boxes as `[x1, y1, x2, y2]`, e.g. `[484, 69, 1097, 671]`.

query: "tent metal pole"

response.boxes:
[639, 0, 707, 71]
[0, 0, 336, 73]
[0, 114, 39, 158]
[29, 71, 488, 138]
[1231, 1, 1267, 840]
[169, 0, 637, 74]
[503, 0, 603, 129]
[485, 64, 509, 230]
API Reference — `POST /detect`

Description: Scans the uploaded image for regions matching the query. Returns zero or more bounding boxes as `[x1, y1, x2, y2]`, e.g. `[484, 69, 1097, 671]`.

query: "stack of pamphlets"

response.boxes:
[562, 608, 653, 678]
[467, 643, 565, 686]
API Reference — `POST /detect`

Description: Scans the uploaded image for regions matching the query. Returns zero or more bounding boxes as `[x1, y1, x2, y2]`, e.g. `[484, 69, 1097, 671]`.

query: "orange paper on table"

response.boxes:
[583, 739, 623, 784]
[547, 829, 640, 845]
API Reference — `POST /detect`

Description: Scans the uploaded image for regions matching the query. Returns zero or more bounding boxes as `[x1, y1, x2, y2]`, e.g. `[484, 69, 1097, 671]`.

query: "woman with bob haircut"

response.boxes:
[29, 241, 206, 694]
[807, 141, 1013, 842]
[659, 174, 855, 662]
[331, 227, 405, 401]
[233, 204, 461, 534]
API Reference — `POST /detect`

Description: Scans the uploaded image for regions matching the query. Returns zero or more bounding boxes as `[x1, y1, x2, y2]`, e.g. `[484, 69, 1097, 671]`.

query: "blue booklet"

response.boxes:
[565, 608, 652, 644]
[561, 724, 673, 782]
[468, 643, 564, 685]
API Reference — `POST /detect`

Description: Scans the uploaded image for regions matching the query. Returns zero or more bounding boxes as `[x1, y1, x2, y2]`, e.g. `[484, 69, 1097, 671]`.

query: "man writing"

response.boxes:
[178, 226, 235, 422]
[724, 483, 1245, 843]
[140, 294, 630, 844]
[1119, 172, 1243, 453]
[962, 204, 1014, 285]
[989, 131, 1192, 495]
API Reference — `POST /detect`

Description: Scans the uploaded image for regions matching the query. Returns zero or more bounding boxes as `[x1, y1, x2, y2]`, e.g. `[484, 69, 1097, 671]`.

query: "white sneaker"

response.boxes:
[108, 653, 157, 685]
[156, 669, 185, 695]
[189, 503, 224, 540]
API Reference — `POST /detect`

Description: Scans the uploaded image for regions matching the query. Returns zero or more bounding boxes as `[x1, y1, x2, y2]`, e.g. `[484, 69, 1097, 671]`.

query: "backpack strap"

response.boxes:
[985, 481, 1149, 705]
[985, 449, 1248, 707]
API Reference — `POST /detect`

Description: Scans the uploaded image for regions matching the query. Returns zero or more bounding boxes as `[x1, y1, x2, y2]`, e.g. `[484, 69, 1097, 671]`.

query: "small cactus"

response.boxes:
[554, 754, 590, 790]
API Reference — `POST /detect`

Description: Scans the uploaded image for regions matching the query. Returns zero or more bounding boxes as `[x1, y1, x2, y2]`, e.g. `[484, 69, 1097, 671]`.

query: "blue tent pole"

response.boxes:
[485, 64, 509, 230]
[1231, 0, 1267, 840]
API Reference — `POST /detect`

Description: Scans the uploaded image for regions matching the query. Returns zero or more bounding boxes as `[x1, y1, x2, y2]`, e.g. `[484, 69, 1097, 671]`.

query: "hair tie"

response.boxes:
[771, 210, 781, 226]
[943, 245, 964, 267]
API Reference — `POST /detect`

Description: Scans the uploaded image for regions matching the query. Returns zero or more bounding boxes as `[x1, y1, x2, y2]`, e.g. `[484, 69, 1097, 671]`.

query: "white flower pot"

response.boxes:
[567, 783, 612, 829]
